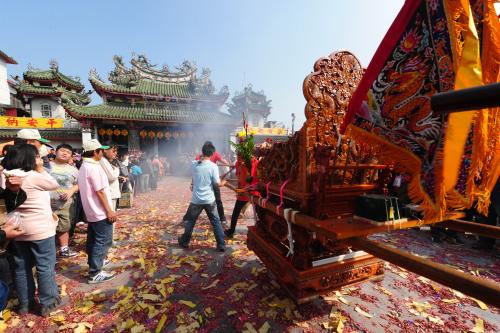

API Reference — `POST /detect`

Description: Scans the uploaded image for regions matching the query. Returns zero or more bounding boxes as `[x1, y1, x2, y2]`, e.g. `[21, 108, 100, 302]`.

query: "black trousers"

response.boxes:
[228, 200, 248, 235]
[476, 203, 498, 248]
[213, 184, 226, 222]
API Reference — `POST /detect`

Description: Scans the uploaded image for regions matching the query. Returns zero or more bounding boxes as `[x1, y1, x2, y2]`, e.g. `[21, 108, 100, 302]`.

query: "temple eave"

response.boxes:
[64, 103, 234, 125]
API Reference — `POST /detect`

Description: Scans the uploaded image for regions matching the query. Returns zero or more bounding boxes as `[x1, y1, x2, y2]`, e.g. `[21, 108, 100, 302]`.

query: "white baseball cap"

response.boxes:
[82, 139, 109, 152]
[17, 129, 50, 143]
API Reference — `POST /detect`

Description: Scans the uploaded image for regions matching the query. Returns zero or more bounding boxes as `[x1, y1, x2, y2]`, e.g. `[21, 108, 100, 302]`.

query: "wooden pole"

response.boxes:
[439, 219, 500, 239]
[348, 237, 500, 307]
[431, 82, 500, 113]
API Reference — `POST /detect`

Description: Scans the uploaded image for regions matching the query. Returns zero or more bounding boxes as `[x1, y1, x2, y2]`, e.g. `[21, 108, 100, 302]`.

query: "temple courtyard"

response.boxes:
[2, 177, 498, 333]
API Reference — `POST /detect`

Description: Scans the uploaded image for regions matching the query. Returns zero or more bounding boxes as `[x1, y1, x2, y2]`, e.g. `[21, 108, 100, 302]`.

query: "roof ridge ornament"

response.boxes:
[49, 59, 59, 71]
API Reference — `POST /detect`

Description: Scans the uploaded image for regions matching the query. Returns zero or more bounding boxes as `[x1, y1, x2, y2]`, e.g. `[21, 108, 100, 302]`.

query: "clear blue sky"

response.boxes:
[1, 0, 405, 128]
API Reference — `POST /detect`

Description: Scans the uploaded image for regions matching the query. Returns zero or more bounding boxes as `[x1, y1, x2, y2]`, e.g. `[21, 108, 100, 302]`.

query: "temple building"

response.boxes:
[228, 84, 287, 146]
[228, 84, 271, 127]
[0, 56, 89, 146]
[64, 54, 233, 156]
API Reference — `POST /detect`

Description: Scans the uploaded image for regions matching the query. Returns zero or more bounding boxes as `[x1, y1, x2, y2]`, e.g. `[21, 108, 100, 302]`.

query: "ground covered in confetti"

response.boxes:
[1, 177, 499, 333]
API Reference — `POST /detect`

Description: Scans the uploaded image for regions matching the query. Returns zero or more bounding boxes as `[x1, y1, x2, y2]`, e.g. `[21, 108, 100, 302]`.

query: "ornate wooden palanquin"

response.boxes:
[247, 51, 388, 303]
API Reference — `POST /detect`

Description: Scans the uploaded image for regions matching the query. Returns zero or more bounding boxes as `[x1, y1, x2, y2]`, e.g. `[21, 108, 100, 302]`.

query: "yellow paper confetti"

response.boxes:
[354, 306, 373, 318]
[470, 318, 484, 333]
[442, 299, 460, 304]
[142, 294, 161, 302]
[202, 279, 219, 290]
[155, 314, 167, 333]
[179, 300, 197, 308]
[472, 298, 488, 310]
[257, 321, 271, 333]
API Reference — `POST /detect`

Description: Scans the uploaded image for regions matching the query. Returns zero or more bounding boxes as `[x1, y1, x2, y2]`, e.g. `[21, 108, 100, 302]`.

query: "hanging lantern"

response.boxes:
[148, 130, 155, 139]
[121, 129, 129, 136]
[139, 130, 147, 138]
[165, 131, 171, 139]
[98, 128, 106, 136]
[173, 131, 179, 138]
[113, 129, 121, 136]
[157, 132, 164, 139]
[106, 129, 113, 136]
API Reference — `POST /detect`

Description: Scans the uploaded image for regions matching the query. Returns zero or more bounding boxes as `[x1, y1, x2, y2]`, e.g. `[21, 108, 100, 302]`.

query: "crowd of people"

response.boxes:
[0, 129, 497, 319]
[0, 129, 169, 316]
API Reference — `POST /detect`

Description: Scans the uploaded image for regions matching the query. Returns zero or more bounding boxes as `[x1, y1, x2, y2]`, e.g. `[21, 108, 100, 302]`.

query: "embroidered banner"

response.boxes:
[341, 0, 499, 220]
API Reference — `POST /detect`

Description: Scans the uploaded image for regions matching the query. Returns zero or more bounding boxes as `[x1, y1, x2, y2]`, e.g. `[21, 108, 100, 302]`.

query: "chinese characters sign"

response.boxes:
[247, 127, 287, 135]
[0, 116, 63, 129]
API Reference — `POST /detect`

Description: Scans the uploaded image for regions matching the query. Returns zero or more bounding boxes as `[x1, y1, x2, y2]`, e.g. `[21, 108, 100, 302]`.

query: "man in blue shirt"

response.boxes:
[178, 142, 227, 251]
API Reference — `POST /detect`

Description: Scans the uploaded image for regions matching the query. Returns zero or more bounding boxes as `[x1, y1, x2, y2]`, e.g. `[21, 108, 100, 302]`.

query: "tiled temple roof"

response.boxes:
[64, 102, 233, 124]
[24, 68, 84, 91]
[17, 82, 91, 105]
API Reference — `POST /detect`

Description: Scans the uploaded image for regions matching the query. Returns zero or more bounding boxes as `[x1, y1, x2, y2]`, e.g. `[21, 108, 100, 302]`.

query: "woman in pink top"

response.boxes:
[1, 144, 60, 316]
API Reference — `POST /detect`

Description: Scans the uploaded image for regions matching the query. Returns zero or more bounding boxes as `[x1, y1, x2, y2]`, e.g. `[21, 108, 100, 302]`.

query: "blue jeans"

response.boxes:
[13, 236, 58, 307]
[179, 202, 225, 248]
[86, 219, 113, 276]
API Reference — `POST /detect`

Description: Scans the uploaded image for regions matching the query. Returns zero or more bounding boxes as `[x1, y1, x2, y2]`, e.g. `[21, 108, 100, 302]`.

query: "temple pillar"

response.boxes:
[128, 129, 140, 150]
[153, 137, 159, 155]
[81, 127, 92, 144]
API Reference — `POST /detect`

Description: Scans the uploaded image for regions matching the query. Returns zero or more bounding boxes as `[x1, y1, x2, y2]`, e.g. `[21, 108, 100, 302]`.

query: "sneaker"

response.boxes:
[59, 247, 78, 258]
[88, 271, 116, 284]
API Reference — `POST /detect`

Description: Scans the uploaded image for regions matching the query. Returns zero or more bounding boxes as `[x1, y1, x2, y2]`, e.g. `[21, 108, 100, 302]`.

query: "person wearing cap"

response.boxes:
[77, 139, 117, 284]
[16, 129, 52, 170]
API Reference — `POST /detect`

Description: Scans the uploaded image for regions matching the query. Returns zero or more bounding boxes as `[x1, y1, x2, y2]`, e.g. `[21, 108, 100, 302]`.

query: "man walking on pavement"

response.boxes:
[195, 141, 232, 227]
[179, 141, 227, 252]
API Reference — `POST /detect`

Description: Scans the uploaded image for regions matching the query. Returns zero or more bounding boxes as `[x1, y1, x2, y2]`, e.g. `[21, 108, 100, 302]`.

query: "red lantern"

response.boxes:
[173, 131, 179, 138]
[139, 130, 147, 138]
[106, 129, 113, 136]
[157, 132, 164, 139]
[165, 131, 171, 139]
[113, 129, 121, 136]
[148, 131, 155, 139]
[98, 128, 105, 136]
[121, 129, 129, 136]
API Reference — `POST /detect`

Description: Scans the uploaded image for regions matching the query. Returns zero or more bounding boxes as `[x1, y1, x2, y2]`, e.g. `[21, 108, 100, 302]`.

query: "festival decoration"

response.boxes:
[113, 129, 121, 136]
[157, 132, 164, 139]
[165, 131, 172, 139]
[341, 0, 500, 220]
[173, 131, 179, 139]
[148, 131, 155, 139]
[230, 113, 255, 183]
[139, 130, 147, 138]
[98, 128, 106, 136]
[105, 129, 113, 136]
[121, 129, 129, 136]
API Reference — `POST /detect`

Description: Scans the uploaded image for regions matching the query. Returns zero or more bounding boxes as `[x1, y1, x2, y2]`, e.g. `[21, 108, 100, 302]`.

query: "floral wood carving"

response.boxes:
[303, 51, 364, 147]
